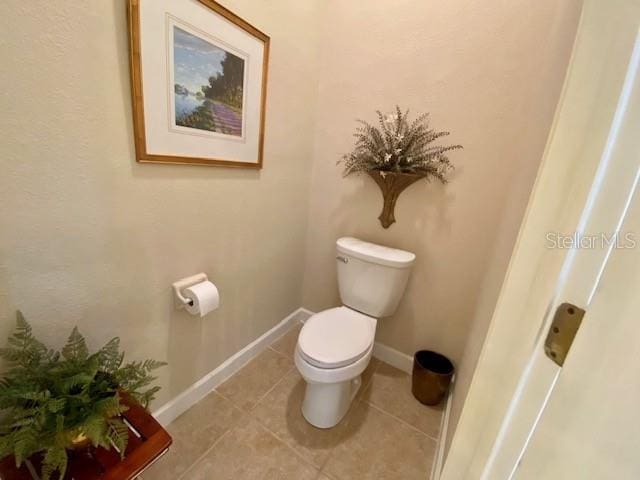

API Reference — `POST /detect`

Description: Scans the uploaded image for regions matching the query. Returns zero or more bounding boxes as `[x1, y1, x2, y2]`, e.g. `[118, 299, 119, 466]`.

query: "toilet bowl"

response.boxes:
[295, 237, 415, 429]
[295, 307, 376, 428]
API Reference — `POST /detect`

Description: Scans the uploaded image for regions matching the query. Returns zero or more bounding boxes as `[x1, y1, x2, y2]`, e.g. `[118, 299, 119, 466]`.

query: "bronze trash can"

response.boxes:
[411, 350, 454, 406]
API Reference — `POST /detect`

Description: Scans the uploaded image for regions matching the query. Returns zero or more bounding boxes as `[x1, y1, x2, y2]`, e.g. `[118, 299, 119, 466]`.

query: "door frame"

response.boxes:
[441, 1, 640, 478]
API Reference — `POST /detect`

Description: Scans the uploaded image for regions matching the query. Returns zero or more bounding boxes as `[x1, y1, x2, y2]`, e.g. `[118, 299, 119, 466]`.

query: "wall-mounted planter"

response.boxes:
[368, 171, 425, 228]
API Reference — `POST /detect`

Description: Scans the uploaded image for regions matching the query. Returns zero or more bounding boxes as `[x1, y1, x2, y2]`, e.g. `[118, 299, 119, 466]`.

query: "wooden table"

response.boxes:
[0, 393, 172, 480]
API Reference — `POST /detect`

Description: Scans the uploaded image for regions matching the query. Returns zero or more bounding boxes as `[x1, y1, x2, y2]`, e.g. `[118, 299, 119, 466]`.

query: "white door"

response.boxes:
[511, 10, 640, 474]
[479, 1, 640, 478]
[513, 165, 640, 479]
[442, 2, 640, 478]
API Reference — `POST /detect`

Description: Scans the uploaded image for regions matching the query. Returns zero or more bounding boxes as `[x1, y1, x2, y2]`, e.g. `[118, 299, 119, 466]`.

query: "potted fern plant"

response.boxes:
[0, 312, 166, 479]
[340, 106, 462, 228]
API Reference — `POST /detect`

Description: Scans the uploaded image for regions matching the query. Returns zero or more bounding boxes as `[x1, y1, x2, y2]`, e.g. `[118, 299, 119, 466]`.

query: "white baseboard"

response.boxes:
[297, 307, 315, 320]
[152, 306, 413, 426]
[372, 341, 414, 373]
[154, 304, 449, 479]
[431, 375, 455, 480]
[152, 307, 308, 426]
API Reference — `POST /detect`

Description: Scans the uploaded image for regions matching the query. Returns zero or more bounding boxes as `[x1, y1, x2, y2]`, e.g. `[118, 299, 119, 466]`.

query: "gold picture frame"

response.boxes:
[127, 0, 270, 168]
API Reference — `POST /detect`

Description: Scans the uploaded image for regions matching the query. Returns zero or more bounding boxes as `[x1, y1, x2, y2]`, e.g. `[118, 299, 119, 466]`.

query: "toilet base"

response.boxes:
[301, 376, 362, 429]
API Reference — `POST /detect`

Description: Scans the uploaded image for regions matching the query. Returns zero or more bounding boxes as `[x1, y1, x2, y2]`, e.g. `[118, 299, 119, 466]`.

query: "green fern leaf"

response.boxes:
[59, 372, 94, 394]
[41, 445, 67, 480]
[0, 313, 166, 479]
[0, 435, 13, 458]
[13, 427, 38, 465]
[94, 394, 127, 418]
[61, 327, 88, 362]
[47, 398, 66, 413]
[142, 359, 167, 371]
[106, 418, 129, 458]
[97, 337, 124, 373]
[83, 414, 109, 448]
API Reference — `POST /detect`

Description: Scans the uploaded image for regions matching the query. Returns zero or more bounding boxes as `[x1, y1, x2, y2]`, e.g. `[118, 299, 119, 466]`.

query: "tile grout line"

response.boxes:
[356, 358, 381, 399]
[249, 357, 384, 477]
[364, 400, 440, 442]
[257, 327, 301, 408]
[176, 425, 235, 480]
[213, 347, 324, 477]
[364, 359, 443, 441]
[316, 466, 340, 480]
[251, 343, 361, 475]
[250, 412, 324, 476]
[249, 363, 297, 412]
[267, 321, 302, 356]
[315, 359, 382, 475]
[215, 344, 294, 414]
[198, 382, 322, 476]
[241, 364, 300, 461]
[267, 344, 291, 359]
[164, 334, 439, 479]
[184, 350, 436, 478]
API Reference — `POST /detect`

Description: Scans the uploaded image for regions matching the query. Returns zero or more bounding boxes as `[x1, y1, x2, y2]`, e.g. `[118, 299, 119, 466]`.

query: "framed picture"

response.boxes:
[127, 0, 269, 168]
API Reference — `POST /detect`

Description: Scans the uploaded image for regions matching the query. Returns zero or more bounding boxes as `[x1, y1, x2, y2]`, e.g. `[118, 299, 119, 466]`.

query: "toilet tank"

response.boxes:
[336, 237, 416, 318]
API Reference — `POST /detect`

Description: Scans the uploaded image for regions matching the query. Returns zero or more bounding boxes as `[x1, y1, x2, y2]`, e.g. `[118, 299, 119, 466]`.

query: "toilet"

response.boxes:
[295, 237, 415, 428]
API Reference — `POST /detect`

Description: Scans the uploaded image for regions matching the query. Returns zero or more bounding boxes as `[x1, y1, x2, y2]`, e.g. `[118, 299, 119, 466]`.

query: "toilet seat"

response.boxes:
[298, 307, 376, 369]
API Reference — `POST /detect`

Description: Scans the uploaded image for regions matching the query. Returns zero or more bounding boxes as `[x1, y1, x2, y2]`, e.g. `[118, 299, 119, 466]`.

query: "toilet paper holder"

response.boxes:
[172, 272, 208, 308]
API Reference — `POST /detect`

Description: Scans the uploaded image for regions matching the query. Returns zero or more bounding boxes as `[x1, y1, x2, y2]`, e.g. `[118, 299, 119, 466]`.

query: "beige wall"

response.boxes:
[0, 0, 324, 406]
[302, 0, 582, 386]
[445, 1, 583, 443]
[0, 0, 581, 417]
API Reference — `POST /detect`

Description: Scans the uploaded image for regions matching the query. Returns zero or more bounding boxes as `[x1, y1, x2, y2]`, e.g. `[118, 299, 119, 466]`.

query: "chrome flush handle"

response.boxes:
[336, 256, 349, 263]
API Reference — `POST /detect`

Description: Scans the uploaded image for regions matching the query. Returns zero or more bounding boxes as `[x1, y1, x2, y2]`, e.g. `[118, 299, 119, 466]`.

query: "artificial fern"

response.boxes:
[0, 312, 166, 479]
[340, 106, 462, 181]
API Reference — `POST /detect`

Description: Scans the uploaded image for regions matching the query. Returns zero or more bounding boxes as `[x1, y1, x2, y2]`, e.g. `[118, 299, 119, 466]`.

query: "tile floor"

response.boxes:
[144, 321, 443, 480]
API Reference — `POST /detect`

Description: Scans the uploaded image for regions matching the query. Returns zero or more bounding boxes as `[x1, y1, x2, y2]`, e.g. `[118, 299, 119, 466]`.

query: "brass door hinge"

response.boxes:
[544, 302, 585, 367]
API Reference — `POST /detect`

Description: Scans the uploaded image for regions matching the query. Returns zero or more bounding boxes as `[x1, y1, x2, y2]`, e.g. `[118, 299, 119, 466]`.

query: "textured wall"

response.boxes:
[0, 0, 581, 418]
[0, 0, 324, 406]
[302, 0, 582, 379]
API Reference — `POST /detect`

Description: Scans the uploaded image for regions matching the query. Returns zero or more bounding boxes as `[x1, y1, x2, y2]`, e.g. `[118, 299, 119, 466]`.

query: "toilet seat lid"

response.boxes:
[298, 307, 376, 369]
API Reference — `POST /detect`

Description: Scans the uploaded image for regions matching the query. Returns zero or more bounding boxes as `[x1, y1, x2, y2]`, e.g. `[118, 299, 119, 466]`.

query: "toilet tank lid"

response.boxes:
[336, 237, 416, 268]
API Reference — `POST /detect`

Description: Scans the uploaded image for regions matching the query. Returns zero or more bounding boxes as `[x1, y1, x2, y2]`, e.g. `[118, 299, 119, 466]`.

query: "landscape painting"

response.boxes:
[173, 26, 244, 137]
[128, 0, 269, 167]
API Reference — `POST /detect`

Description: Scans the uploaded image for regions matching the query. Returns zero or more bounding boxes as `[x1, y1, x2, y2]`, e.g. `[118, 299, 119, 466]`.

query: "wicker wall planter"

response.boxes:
[368, 170, 425, 228]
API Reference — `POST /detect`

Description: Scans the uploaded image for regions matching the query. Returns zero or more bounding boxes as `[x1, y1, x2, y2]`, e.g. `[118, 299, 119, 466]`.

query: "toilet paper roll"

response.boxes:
[184, 281, 220, 317]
